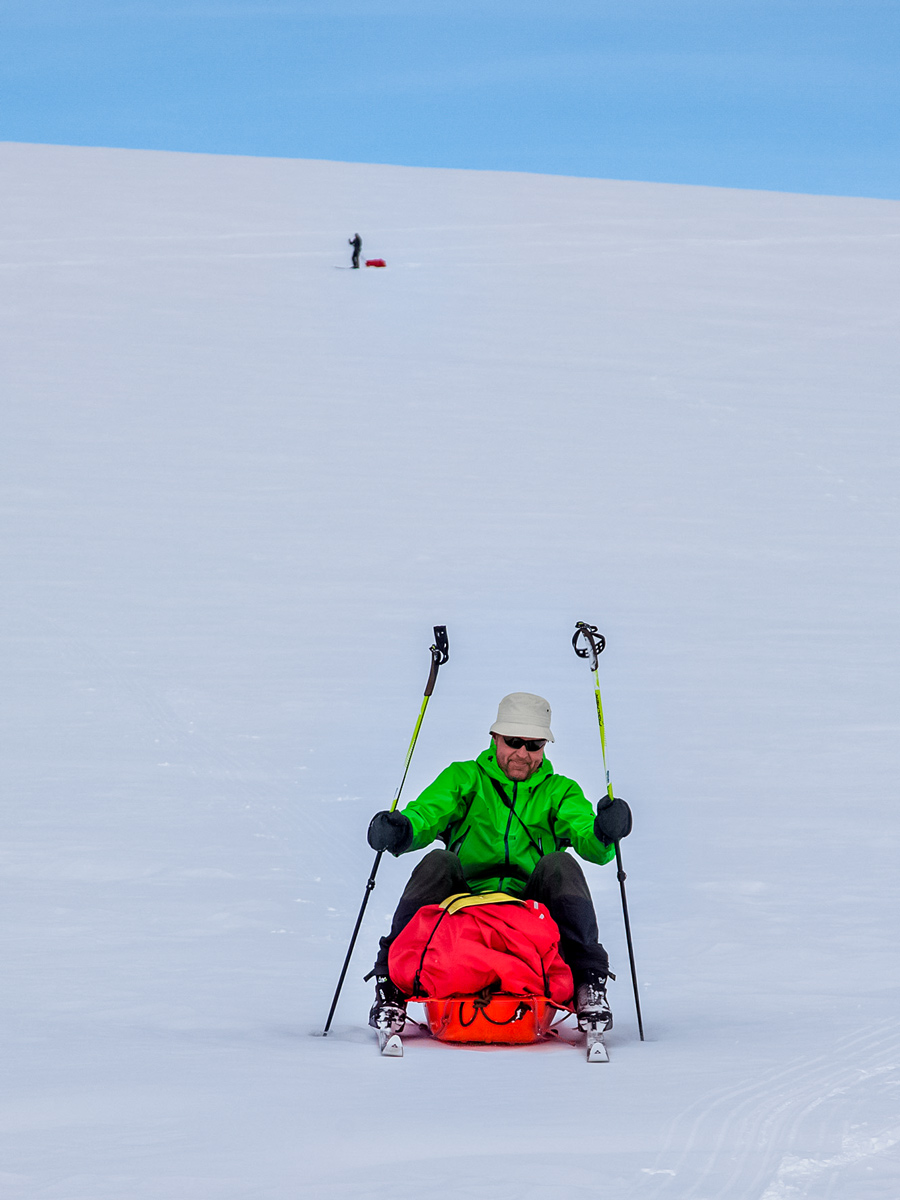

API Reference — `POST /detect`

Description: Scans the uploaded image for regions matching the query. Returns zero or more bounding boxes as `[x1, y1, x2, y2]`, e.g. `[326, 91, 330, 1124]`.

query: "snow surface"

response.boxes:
[2, 141, 900, 1199]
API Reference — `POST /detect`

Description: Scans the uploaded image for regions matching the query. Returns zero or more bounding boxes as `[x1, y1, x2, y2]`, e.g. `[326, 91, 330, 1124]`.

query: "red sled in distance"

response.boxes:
[365, 258, 386, 267]
[388, 892, 574, 1046]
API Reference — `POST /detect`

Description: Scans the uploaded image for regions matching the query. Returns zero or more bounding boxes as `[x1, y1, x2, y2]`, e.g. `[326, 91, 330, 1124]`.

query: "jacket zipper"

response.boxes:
[498, 781, 517, 892]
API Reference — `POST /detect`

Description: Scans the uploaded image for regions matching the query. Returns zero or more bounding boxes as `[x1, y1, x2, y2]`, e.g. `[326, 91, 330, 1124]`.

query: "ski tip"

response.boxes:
[586, 1038, 610, 1063]
[378, 1031, 404, 1057]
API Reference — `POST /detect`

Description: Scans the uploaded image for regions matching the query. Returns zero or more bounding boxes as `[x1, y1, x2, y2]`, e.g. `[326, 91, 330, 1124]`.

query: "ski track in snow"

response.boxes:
[642, 1017, 900, 1199]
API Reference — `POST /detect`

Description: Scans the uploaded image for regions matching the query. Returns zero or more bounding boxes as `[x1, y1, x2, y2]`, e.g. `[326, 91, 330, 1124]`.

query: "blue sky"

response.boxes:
[2, 1, 898, 197]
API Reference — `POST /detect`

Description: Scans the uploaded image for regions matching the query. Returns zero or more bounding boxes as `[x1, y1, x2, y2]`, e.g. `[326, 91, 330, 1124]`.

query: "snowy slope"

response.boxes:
[2, 140, 900, 1199]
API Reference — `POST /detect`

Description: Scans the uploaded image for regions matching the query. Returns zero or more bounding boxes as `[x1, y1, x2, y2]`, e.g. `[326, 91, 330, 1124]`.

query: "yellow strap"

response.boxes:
[439, 891, 525, 915]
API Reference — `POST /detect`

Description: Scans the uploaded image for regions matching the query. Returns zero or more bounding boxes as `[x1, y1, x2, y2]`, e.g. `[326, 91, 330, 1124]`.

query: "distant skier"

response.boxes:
[348, 233, 362, 269]
[365, 692, 633, 1037]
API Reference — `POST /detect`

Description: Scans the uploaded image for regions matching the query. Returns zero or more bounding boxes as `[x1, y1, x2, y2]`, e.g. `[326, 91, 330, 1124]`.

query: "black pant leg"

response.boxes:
[523, 851, 609, 983]
[373, 849, 469, 976]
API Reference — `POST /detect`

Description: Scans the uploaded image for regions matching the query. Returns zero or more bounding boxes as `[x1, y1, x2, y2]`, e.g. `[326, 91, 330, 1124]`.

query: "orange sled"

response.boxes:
[423, 993, 561, 1044]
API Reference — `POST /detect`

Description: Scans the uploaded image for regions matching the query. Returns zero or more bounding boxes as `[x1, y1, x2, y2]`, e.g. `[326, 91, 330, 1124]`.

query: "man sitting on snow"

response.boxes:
[366, 692, 632, 1034]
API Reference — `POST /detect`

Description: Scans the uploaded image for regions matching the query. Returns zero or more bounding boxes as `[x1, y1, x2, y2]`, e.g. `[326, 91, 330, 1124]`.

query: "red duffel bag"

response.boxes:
[388, 892, 574, 1007]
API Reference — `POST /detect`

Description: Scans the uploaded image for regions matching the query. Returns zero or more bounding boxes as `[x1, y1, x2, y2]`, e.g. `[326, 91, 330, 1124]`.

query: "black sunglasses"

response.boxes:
[501, 735, 547, 752]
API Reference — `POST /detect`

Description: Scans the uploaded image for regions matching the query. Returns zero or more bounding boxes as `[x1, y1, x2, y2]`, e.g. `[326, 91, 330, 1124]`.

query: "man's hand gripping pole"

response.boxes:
[322, 627, 449, 1036]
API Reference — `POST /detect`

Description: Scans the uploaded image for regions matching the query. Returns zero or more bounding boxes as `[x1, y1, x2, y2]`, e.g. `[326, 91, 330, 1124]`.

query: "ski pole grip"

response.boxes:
[424, 625, 449, 696]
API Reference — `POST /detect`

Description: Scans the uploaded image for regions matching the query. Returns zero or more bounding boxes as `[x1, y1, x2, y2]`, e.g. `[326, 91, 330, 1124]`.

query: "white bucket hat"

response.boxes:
[489, 692, 554, 742]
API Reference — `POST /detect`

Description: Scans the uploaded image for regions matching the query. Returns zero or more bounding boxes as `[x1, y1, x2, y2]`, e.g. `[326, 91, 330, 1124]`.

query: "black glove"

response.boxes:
[594, 796, 633, 845]
[367, 810, 414, 855]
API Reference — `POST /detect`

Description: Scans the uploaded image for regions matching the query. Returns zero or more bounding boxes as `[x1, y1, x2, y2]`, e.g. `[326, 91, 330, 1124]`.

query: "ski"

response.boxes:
[377, 1029, 403, 1056]
[586, 1030, 609, 1062]
[377, 1018, 605, 1061]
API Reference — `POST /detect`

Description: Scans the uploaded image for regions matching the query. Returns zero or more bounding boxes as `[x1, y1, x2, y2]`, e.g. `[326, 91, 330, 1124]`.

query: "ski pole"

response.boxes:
[572, 621, 645, 1041]
[322, 626, 449, 1035]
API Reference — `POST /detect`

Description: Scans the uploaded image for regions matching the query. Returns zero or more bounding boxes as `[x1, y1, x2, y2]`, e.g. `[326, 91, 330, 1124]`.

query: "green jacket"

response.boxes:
[401, 745, 615, 895]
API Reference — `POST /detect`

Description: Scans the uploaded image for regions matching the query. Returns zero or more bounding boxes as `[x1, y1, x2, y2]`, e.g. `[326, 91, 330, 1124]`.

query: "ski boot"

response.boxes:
[575, 970, 613, 1034]
[576, 970, 612, 1063]
[368, 975, 408, 1035]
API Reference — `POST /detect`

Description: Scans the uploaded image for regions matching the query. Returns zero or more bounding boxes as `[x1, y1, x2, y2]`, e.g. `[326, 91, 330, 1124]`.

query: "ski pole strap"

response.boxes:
[424, 625, 449, 697]
[572, 621, 606, 671]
